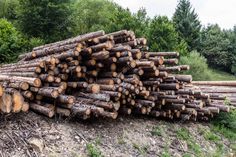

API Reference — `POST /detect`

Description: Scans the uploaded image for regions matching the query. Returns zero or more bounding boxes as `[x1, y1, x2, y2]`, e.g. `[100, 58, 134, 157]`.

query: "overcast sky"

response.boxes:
[113, 0, 236, 29]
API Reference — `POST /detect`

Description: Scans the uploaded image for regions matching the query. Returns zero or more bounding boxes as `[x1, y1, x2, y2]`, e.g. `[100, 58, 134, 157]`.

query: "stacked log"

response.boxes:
[192, 81, 236, 108]
[0, 30, 231, 121]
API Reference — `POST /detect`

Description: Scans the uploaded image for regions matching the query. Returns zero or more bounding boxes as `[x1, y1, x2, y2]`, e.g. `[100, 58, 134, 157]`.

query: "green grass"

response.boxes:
[151, 126, 165, 136]
[207, 68, 236, 81]
[161, 145, 171, 157]
[211, 111, 236, 141]
[203, 131, 221, 142]
[132, 143, 148, 155]
[176, 128, 190, 140]
[86, 143, 103, 157]
[176, 128, 203, 155]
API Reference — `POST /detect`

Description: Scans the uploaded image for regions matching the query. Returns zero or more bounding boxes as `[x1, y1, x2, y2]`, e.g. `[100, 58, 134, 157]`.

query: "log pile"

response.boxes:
[192, 81, 236, 108]
[0, 30, 231, 121]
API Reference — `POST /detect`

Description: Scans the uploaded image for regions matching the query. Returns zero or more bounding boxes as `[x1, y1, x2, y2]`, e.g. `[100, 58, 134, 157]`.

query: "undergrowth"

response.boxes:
[176, 128, 202, 155]
[86, 143, 103, 157]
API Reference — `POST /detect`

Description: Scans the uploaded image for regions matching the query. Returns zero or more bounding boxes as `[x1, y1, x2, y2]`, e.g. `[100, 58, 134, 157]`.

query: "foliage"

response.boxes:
[173, 0, 201, 51]
[203, 131, 221, 142]
[26, 37, 45, 50]
[212, 111, 236, 133]
[180, 51, 211, 80]
[86, 143, 103, 157]
[151, 126, 165, 136]
[147, 16, 188, 55]
[207, 69, 236, 81]
[226, 26, 236, 74]
[0, 18, 25, 63]
[200, 24, 232, 71]
[17, 0, 74, 43]
[176, 127, 202, 155]
[0, 0, 19, 21]
[176, 128, 190, 140]
[73, 0, 149, 37]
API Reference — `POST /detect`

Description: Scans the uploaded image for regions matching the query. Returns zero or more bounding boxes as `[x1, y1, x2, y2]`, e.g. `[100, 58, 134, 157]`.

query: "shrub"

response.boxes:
[0, 18, 24, 63]
[180, 51, 211, 80]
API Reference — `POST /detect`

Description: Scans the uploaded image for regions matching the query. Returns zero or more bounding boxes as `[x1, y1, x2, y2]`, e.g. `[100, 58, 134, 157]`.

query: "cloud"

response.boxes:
[113, 0, 236, 29]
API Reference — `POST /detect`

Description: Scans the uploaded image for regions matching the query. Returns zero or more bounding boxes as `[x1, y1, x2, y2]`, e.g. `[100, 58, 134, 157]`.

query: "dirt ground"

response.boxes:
[0, 112, 235, 157]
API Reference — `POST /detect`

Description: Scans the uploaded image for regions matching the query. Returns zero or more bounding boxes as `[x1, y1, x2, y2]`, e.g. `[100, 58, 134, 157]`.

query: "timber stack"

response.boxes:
[192, 81, 236, 108]
[0, 30, 232, 121]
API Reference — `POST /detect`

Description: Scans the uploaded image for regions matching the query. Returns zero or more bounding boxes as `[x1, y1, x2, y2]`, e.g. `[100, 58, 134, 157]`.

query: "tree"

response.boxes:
[226, 26, 236, 74]
[173, 0, 201, 51]
[18, 0, 74, 43]
[0, 0, 19, 21]
[0, 19, 24, 63]
[147, 16, 187, 55]
[73, 0, 149, 37]
[200, 24, 231, 71]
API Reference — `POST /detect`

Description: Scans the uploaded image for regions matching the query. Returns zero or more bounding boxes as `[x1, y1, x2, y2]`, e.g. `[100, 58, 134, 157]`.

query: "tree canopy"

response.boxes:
[200, 24, 231, 71]
[0, 19, 24, 63]
[173, 0, 201, 51]
[18, 0, 74, 42]
[147, 16, 187, 55]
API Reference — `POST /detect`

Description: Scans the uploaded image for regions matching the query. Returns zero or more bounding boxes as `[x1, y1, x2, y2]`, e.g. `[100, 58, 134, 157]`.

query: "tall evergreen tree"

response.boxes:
[18, 0, 74, 42]
[173, 0, 201, 51]
[147, 16, 187, 55]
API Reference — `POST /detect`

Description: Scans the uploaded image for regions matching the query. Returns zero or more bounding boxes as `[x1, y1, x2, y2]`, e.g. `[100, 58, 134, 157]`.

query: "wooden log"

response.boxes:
[38, 87, 59, 98]
[100, 91, 121, 97]
[8, 82, 29, 90]
[165, 98, 186, 104]
[148, 52, 179, 57]
[56, 107, 71, 117]
[57, 95, 75, 104]
[77, 93, 110, 102]
[86, 84, 100, 93]
[0, 75, 41, 87]
[159, 83, 180, 90]
[30, 103, 55, 118]
[0, 85, 3, 96]
[171, 75, 192, 83]
[21, 102, 30, 112]
[100, 111, 118, 119]
[163, 59, 178, 65]
[192, 81, 236, 86]
[0, 93, 12, 113]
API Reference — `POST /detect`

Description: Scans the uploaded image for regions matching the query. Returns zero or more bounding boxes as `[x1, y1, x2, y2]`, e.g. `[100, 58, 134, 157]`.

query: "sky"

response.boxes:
[113, 0, 236, 29]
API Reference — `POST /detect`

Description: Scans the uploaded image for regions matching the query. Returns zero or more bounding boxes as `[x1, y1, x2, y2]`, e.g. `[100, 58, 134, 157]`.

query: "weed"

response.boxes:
[151, 126, 165, 136]
[86, 143, 103, 157]
[182, 153, 191, 157]
[176, 127, 203, 155]
[95, 137, 101, 145]
[161, 146, 171, 157]
[117, 136, 126, 145]
[176, 128, 190, 140]
[187, 140, 202, 155]
[132, 143, 148, 155]
[203, 131, 221, 142]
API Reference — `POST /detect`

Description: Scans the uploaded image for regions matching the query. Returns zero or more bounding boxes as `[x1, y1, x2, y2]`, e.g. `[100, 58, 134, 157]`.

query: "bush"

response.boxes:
[212, 111, 236, 141]
[180, 51, 211, 80]
[26, 37, 44, 50]
[0, 18, 25, 63]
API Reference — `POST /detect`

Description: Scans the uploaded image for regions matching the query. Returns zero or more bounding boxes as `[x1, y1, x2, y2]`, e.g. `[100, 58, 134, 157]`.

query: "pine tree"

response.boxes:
[173, 0, 201, 51]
